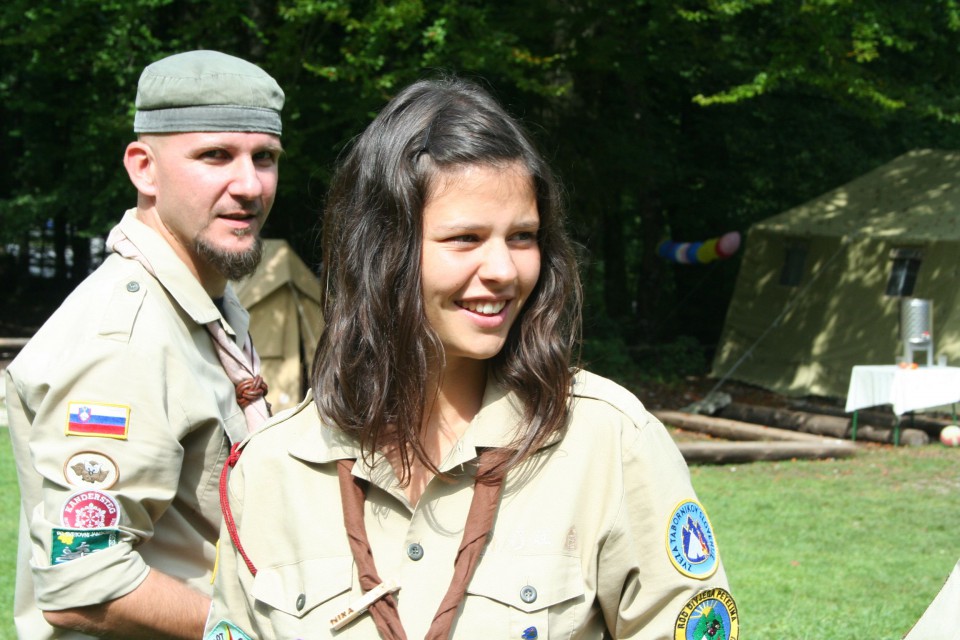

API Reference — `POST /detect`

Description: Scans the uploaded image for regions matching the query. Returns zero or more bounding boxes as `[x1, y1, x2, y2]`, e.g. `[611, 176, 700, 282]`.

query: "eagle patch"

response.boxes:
[64, 451, 119, 489]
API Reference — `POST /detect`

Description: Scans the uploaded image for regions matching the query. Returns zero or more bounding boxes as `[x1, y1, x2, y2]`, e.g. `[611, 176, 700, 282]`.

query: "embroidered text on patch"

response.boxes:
[666, 499, 719, 580]
[60, 490, 121, 529]
[65, 401, 130, 439]
[51, 527, 119, 564]
[674, 587, 739, 640]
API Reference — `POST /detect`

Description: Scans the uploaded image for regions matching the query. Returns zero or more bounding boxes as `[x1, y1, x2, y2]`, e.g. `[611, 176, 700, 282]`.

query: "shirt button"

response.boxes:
[296, 593, 306, 611]
[520, 585, 537, 603]
[126, 281, 140, 293]
[407, 543, 424, 561]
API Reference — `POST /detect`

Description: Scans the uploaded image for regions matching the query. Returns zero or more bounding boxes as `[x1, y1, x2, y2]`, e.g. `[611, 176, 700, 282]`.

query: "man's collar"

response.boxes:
[115, 209, 246, 337]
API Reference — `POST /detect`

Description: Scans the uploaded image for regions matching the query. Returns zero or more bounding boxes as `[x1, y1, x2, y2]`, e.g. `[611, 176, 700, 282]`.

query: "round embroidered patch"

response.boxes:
[674, 587, 739, 640]
[666, 499, 719, 579]
[64, 451, 119, 489]
[61, 490, 121, 529]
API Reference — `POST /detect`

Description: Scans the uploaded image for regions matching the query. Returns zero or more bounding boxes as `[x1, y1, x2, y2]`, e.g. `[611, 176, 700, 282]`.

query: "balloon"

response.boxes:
[657, 231, 741, 265]
[716, 231, 741, 258]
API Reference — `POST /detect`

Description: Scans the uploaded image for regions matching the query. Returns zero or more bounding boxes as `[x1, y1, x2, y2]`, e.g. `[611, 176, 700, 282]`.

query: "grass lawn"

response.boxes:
[0, 427, 958, 639]
[1, 428, 19, 640]
[690, 442, 960, 639]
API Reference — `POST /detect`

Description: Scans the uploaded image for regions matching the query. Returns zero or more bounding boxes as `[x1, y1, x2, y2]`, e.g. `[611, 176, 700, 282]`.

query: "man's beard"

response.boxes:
[194, 235, 264, 281]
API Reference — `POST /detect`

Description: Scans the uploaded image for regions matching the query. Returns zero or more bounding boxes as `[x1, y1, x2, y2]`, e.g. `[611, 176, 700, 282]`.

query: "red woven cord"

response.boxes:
[219, 442, 258, 576]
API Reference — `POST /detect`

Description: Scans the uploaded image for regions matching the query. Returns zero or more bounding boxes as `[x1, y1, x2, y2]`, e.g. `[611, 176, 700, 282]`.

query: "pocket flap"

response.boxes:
[252, 556, 353, 617]
[467, 554, 584, 613]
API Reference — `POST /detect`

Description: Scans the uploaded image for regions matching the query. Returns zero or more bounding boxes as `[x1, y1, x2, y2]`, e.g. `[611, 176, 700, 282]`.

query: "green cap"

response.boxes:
[134, 50, 284, 136]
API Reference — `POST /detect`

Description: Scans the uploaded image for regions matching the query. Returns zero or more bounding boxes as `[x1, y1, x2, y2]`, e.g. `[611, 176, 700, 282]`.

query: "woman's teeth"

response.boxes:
[460, 300, 506, 315]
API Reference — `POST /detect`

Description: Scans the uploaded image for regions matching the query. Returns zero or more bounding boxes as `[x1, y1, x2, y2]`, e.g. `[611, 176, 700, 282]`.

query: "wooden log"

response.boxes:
[791, 400, 955, 432]
[717, 402, 929, 446]
[654, 410, 832, 443]
[677, 440, 857, 464]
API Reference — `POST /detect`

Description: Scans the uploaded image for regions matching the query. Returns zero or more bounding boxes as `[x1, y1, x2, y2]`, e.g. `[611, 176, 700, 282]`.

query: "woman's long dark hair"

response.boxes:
[312, 76, 582, 482]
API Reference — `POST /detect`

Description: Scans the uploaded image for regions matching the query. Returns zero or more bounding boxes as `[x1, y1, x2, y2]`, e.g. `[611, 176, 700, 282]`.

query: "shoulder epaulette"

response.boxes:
[97, 263, 149, 342]
[571, 369, 650, 426]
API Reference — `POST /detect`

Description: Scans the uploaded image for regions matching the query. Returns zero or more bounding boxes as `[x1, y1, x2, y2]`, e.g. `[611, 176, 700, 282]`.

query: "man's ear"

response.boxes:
[123, 141, 158, 196]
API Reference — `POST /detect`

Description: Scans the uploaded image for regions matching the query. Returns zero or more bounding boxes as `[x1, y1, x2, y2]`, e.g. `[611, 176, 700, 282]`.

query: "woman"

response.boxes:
[205, 77, 736, 640]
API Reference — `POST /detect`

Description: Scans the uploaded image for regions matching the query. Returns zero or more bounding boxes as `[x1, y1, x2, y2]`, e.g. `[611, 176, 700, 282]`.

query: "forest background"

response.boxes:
[5, 0, 960, 381]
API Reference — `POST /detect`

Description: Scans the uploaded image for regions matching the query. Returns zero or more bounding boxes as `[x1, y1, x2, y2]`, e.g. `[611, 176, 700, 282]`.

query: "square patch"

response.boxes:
[51, 527, 119, 564]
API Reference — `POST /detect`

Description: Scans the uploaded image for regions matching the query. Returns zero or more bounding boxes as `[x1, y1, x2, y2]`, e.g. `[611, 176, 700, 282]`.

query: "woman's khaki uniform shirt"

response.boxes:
[6, 210, 251, 639]
[207, 370, 736, 639]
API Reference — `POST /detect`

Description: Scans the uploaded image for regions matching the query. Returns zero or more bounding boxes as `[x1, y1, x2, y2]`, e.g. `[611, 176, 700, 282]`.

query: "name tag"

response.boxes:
[330, 579, 401, 630]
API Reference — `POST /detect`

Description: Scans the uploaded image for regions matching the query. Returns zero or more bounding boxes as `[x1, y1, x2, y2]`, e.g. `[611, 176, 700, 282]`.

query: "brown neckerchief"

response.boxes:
[337, 451, 505, 639]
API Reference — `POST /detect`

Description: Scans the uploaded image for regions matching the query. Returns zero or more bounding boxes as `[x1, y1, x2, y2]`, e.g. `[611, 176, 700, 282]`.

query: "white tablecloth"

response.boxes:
[845, 365, 960, 416]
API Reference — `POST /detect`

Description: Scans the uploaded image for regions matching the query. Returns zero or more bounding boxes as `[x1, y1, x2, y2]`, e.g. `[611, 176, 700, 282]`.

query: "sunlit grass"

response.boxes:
[1, 428, 18, 640]
[690, 443, 960, 639]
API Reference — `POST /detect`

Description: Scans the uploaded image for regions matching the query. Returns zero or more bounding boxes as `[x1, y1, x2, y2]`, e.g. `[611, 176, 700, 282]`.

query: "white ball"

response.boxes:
[940, 425, 960, 447]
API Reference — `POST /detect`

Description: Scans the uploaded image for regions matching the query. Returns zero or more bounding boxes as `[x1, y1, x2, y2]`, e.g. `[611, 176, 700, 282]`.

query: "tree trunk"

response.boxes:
[54, 213, 67, 281]
[677, 440, 858, 464]
[634, 188, 668, 339]
[70, 229, 91, 282]
[654, 410, 847, 443]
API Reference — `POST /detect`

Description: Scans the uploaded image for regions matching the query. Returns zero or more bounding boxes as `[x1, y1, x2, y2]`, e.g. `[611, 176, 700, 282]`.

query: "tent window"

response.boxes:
[780, 245, 807, 287]
[885, 248, 923, 297]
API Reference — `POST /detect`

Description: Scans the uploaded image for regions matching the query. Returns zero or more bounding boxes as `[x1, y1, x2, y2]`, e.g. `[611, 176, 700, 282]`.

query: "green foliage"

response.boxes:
[4, 0, 960, 346]
[635, 335, 708, 381]
[580, 332, 639, 382]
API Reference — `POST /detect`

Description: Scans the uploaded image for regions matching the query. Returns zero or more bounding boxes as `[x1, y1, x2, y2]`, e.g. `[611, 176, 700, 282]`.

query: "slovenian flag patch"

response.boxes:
[66, 402, 130, 439]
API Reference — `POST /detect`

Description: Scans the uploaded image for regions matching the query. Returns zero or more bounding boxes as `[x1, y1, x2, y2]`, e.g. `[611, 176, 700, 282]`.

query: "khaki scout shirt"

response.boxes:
[207, 370, 735, 639]
[6, 209, 251, 639]
[904, 558, 960, 639]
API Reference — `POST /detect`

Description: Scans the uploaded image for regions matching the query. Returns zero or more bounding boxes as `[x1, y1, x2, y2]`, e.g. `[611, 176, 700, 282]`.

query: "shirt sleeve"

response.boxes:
[596, 412, 735, 639]
[11, 335, 191, 610]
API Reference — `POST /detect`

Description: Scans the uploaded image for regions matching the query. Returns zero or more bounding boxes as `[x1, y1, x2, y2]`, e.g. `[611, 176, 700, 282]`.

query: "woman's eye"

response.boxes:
[449, 234, 479, 243]
[512, 231, 539, 243]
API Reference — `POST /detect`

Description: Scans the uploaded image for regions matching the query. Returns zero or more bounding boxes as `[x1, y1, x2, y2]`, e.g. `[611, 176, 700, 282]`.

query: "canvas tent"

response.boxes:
[712, 149, 960, 399]
[233, 239, 323, 411]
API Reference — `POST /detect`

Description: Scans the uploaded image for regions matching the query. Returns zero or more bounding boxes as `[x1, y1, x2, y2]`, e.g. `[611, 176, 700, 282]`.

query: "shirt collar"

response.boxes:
[287, 377, 563, 471]
[114, 209, 247, 339]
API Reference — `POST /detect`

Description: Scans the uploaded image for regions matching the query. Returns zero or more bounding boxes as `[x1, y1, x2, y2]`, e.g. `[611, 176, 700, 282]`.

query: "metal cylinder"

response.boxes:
[901, 298, 932, 344]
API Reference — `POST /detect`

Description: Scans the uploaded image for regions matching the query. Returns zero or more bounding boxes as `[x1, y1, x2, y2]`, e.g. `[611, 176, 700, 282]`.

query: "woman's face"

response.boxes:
[420, 163, 541, 368]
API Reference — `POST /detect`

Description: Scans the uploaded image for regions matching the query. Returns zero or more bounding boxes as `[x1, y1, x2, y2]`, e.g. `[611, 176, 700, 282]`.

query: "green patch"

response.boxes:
[51, 527, 118, 564]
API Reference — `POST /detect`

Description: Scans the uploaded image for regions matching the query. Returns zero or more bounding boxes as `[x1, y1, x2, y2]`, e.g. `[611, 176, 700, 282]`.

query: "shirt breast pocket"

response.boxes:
[251, 556, 354, 629]
[460, 554, 585, 639]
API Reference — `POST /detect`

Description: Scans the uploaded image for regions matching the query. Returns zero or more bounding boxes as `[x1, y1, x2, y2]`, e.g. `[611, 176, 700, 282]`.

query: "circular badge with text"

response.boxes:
[60, 490, 121, 529]
[666, 499, 719, 579]
[674, 587, 739, 640]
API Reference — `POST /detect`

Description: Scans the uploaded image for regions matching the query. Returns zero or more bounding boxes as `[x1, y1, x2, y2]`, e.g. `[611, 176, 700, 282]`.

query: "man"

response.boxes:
[5, 50, 283, 639]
